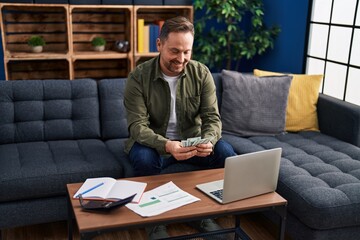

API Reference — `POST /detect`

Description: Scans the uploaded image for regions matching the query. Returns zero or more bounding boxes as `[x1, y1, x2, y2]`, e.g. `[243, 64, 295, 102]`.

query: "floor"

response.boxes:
[1, 213, 293, 240]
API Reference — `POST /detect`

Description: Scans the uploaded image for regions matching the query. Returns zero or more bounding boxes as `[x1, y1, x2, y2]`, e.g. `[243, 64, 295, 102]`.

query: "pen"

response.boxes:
[76, 182, 104, 198]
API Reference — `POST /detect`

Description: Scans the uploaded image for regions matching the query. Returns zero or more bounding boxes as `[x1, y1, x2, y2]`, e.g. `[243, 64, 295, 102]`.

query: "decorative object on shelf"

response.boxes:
[114, 40, 130, 53]
[27, 35, 46, 53]
[193, 0, 280, 71]
[91, 37, 106, 52]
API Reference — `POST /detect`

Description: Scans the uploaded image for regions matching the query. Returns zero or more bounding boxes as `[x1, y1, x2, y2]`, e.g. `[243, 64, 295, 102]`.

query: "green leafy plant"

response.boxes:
[27, 35, 46, 47]
[193, 0, 280, 71]
[91, 37, 106, 47]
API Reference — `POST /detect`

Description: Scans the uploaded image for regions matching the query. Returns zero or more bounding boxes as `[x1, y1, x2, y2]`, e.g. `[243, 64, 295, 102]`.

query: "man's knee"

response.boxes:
[129, 143, 162, 176]
[214, 139, 236, 157]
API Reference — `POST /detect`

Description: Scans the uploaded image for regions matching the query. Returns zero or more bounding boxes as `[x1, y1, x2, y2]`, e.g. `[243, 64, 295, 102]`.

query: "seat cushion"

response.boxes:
[223, 131, 360, 230]
[0, 139, 123, 202]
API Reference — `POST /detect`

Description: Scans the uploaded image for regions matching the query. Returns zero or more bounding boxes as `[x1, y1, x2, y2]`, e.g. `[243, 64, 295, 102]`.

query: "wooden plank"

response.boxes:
[9, 70, 69, 80]
[72, 23, 125, 33]
[5, 23, 67, 33]
[74, 68, 128, 79]
[72, 33, 126, 42]
[7, 43, 68, 53]
[72, 52, 129, 60]
[74, 59, 126, 69]
[2, 5, 66, 13]
[3, 12, 66, 23]
[6, 33, 67, 44]
[71, 12, 126, 23]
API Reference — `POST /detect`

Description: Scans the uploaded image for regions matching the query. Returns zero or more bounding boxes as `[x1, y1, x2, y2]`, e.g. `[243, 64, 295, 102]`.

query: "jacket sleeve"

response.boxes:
[199, 70, 222, 145]
[124, 72, 169, 155]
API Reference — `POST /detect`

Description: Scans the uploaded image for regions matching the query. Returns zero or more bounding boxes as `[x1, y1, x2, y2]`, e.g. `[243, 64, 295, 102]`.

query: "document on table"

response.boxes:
[126, 181, 200, 217]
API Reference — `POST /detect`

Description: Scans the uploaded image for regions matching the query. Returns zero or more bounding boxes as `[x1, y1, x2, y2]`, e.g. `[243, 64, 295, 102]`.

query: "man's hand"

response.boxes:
[195, 142, 213, 157]
[165, 140, 197, 160]
[165, 140, 213, 160]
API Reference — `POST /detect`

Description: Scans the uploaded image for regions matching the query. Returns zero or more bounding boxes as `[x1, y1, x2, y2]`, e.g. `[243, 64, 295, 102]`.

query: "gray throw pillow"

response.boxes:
[221, 70, 293, 137]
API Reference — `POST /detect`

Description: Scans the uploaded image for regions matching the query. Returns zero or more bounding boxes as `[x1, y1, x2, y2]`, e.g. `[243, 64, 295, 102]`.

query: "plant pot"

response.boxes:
[93, 45, 105, 52]
[31, 46, 43, 53]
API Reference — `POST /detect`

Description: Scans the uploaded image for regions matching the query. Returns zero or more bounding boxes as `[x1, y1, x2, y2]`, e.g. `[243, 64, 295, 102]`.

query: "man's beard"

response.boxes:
[168, 60, 187, 73]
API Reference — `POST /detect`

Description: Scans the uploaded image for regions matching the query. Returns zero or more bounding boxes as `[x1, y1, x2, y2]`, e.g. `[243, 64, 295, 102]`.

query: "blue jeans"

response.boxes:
[128, 139, 236, 176]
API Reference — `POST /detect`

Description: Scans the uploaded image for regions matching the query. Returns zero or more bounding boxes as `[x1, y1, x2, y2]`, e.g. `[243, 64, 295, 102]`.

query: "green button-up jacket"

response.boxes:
[124, 55, 222, 155]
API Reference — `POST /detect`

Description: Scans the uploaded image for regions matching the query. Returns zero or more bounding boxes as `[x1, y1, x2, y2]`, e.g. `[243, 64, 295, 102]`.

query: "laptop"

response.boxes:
[196, 148, 282, 204]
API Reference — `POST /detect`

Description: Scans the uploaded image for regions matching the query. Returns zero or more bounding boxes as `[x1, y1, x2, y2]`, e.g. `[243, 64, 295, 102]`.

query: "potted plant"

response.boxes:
[27, 35, 46, 53]
[193, 0, 280, 71]
[91, 37, 106, 52]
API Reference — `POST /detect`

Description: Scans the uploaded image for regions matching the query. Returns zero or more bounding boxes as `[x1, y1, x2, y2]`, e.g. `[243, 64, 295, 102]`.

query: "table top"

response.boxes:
[67, 168, 287, 232]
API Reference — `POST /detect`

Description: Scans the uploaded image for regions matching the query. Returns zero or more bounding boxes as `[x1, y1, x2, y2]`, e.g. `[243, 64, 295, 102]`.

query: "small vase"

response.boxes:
[31, 46, 43, 53]
[93, 45, 105, 52]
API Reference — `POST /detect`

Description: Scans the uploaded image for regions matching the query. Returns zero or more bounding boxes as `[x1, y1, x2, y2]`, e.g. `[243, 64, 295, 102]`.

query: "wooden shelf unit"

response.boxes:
[0, 3, 193, 80]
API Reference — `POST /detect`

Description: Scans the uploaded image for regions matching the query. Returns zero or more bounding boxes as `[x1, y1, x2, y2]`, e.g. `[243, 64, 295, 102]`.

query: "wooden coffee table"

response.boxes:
[67, 168, 287, 240]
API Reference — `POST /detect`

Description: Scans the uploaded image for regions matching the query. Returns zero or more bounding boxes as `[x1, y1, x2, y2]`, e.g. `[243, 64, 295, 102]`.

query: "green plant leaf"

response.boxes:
[193, 0, 280, 71]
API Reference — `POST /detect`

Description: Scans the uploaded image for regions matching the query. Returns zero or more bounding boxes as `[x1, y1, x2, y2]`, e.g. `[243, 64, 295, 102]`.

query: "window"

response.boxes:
[305, 0, 360, 105]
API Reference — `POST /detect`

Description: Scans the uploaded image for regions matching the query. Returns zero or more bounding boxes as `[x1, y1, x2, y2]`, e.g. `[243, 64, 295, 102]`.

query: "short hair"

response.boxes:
[159, 16, 194, 42]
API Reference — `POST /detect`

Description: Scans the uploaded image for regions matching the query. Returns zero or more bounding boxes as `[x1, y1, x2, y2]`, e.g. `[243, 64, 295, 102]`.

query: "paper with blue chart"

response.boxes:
[126, 181, 200, 217]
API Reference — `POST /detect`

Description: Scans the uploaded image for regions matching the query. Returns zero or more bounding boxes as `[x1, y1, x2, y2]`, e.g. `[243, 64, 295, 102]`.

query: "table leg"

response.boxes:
[67, 196, 73, 240]
[234, 215, 251, 240]
[274, 205, 287, 240]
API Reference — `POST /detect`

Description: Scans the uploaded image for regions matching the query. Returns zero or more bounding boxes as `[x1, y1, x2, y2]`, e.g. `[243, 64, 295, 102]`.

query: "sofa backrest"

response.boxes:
[0, 79, 101, 144]
[98, 78, 129, 140]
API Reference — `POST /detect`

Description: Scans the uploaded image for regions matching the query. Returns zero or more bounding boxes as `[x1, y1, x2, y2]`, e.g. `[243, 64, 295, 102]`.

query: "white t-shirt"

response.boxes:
[163, 73, 181, 140]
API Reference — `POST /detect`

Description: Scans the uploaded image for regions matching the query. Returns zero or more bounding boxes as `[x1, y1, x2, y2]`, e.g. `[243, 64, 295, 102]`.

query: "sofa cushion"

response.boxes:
[98, 78, 129, 140]
[0, 79, 100, 144]
[222, 131, 360, 230]
[0, 139, 123, 202]
[254, 69, 323, 132]
[221, 70, 292, 136]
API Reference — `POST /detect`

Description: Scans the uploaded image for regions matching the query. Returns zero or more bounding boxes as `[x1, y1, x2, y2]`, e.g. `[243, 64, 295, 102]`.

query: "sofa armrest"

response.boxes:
[317, 94, 360, 147]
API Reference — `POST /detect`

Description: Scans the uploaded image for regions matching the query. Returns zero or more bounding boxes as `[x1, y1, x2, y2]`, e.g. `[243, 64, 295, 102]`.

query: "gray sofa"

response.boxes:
[0, 74, 360, 240]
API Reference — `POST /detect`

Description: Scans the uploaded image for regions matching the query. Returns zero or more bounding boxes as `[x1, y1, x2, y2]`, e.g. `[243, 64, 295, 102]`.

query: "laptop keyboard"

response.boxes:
[210, 189, 223, 200]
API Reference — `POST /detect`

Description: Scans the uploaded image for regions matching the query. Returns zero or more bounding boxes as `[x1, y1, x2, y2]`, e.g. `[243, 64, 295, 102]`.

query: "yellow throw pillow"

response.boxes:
[254, 69, 323, 132]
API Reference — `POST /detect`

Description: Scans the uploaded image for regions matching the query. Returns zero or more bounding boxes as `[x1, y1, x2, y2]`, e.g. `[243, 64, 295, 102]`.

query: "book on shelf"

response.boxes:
[143, 25, 150, 53]
[73, 177, 147, 203]
[149, 24, 160, 52]
[137, 18, 145, 53]
[137, 19, 163, 54]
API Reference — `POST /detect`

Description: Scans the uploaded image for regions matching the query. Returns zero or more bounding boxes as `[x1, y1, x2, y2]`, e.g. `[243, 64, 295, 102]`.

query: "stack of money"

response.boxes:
[181, 137, 213, 147]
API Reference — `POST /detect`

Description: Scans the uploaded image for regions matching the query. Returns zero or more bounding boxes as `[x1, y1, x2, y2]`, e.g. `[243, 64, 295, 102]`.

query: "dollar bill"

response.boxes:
[181, 137, 213, 147]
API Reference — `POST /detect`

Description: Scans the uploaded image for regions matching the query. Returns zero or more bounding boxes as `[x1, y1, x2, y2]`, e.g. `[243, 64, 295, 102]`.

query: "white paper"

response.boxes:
[126, 181, 200, 217]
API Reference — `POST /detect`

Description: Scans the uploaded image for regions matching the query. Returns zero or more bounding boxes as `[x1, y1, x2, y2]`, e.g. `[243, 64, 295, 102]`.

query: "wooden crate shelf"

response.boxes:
[0, 3, 193, 80]
[70, 5, 132, 54]
[0, 4, 69, 56]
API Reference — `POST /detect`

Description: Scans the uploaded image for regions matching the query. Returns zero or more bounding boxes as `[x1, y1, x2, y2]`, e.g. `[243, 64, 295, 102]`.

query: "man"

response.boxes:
[124, 16, 236, 238]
